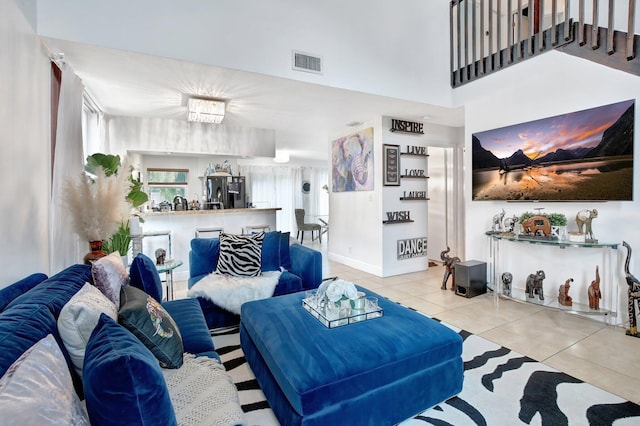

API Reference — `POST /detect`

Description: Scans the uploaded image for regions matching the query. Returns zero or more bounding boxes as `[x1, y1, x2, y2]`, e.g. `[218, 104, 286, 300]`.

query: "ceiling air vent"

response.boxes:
[292, 51, 323, 74]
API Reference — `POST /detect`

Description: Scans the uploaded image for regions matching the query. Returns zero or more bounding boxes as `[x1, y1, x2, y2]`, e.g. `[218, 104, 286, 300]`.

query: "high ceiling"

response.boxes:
[43, 37, 464, 164]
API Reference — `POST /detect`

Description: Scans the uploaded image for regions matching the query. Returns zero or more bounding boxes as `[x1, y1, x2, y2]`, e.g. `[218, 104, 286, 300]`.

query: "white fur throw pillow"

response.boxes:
[57, 282, 118, 376]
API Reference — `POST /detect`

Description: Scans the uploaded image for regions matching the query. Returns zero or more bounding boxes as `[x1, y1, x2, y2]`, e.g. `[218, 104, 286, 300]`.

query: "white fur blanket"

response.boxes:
[187, 271, 281, 315]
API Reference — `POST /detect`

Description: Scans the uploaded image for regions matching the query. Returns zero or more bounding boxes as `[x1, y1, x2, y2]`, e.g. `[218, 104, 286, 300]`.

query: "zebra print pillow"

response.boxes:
[215, 233, 265, 277]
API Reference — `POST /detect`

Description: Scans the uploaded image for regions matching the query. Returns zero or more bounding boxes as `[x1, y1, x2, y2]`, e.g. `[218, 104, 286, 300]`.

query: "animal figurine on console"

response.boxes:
[587, 266, 601, 310]
[492, 209, 505, 232]
[440, 246, 461, 291]
[521, 215, 551, 237]
[501, 272, 513, 296]
[525, 270, 546, 300]
[623, 241, 640, 337]
[503, 215, 519, 234]
[558, 278, 574, 306]
[576, 209, 598, 242]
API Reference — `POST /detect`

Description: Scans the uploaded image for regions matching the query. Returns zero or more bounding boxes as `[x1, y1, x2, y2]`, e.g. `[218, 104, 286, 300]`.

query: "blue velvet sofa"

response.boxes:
[0, 260, 227, 425]
[188, 231, 323, 329]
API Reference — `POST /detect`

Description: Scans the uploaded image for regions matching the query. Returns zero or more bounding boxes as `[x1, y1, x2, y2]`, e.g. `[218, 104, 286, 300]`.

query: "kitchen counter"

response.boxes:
[137, 207, 281, 281]
[141, 207, 281, 217]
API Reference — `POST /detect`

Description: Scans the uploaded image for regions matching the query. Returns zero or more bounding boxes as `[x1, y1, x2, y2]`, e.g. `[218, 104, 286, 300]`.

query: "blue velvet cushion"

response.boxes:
[5, 265, 91, 317]
[189, 237, 220, 278]
[0, 273, 48, 312]
[129, 253, 163, 301]
[83, 314, 177, 426]
[0, 304, 58, 378]
[118, 285, 184, 368]
[279, 232, 292, 270]
[161, 298, 216, 355]
[261, 231, 281, 272]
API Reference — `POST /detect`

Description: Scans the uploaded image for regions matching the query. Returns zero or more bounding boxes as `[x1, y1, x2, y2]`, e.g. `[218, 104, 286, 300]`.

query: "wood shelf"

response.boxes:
[401, 153, 429, 157]
[382, 219, 415, 224]
[400, 175, 429, 179]
[399, 197, 429, 201]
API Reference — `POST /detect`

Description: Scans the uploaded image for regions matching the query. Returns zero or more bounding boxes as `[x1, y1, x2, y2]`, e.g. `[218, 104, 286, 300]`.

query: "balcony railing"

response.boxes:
[450, 0, 639, 87]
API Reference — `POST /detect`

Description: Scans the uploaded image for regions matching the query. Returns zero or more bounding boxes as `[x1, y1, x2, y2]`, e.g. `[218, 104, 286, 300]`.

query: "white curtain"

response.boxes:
[238, 165, 329, 234]
[50, 66, 85, 271]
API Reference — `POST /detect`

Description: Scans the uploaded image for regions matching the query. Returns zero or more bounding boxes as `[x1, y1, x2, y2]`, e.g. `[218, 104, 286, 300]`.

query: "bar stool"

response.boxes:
[195, 227, 224, 238]
[243, 224, 271, 235]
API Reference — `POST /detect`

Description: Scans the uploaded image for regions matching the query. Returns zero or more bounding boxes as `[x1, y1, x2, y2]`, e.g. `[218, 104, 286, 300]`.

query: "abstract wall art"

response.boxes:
[331, 127, 374, 192]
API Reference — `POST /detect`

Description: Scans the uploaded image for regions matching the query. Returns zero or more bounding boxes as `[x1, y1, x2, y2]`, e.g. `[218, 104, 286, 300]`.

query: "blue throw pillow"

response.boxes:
[129, 253, 163, 302]
[280, 231, 292, 270]
[261, 231, 281, 272]
[190, 238, 221, 277]
[83, 314, 177, 426]
[118, 286, 184, 369]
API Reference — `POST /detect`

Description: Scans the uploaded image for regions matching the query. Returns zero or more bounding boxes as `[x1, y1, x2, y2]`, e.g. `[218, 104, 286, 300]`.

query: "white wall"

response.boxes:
[0, 0, 51, 286]
[328, 117, 463, 277]
[35, 0, 454, 108]
[456, 51, 640, 323]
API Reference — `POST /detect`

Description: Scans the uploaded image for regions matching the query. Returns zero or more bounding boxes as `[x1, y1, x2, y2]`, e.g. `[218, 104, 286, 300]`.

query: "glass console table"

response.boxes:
[486, 233, 619, 320]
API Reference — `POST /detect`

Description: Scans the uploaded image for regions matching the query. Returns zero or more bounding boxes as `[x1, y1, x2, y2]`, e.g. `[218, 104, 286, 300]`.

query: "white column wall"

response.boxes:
[0, 0, 51, 285]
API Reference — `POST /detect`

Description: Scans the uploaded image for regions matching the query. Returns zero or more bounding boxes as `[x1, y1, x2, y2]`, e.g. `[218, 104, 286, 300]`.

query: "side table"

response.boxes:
[156, 259, 183, 301]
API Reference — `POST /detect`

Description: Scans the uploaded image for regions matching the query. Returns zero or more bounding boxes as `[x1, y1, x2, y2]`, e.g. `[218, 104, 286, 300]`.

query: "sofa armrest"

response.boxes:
[162, 298, 216, 355]
[289, 244, 322, 290]
[0, 273, 48, 312]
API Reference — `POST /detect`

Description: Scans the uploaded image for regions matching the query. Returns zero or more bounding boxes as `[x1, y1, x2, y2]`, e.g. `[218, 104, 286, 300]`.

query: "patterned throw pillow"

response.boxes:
[118, 285, 184, 369]
[57, 282, 118, 376]
[216, 232, 265, 277]
[92, 252, 128, 307]
[0, 334, 90, 425]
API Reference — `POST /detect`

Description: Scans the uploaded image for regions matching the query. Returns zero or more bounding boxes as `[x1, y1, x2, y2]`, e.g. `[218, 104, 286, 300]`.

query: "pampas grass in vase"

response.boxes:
[65, 165, 133, 263]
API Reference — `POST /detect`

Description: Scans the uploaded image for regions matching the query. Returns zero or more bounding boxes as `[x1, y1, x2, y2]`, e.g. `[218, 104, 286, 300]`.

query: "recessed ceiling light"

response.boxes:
[346, 121, 363, 127]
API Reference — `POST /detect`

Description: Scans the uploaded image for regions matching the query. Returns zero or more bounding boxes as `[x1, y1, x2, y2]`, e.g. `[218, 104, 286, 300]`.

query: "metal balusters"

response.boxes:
[551, 0, 558, 46]
[472, 0, 477, 77]
[563, 0, 570, 41]
[539, 0, 545, 51]
[488, 0, 494, 70]
[480, 0, 486, 74]
[592, 0, 599, 49]
[579, 0, 585, 45]
[607, 0, 615, 54]
[628, 0, 636, 60]
[508, 0, 514, 63]
[450, 0, 455, 85]
[529, 0, 535, 54]
[517, 0, 523, 59]
[497, 0, 502, 67]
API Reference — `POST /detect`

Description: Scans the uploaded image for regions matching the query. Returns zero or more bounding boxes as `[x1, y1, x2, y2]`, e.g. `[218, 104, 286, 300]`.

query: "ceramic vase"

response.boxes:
[83, 240, 107, 264]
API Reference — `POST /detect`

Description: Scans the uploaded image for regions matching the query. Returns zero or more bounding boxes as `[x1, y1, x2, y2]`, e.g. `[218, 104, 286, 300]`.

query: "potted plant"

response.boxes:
[86, 154, 149, 262]
[65, 160, 134, 263]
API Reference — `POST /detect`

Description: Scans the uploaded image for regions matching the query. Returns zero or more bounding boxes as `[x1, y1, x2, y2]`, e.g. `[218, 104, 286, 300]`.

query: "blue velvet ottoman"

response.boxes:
[239, 286, 463, 425]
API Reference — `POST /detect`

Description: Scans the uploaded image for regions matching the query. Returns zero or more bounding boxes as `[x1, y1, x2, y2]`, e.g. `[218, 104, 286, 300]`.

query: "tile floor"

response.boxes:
[174, 238, 640, 405]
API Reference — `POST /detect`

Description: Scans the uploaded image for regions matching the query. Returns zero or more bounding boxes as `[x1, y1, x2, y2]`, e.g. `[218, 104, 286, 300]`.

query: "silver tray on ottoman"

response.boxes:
[302, 297, 384, 329]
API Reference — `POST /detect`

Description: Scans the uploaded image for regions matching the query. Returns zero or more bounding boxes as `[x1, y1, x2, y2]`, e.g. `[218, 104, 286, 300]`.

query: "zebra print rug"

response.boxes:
[211, 318, 640, 425]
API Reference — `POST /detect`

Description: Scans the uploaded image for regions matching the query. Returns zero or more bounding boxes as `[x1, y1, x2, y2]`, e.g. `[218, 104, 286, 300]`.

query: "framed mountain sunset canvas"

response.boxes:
[472, 99, 634, 201]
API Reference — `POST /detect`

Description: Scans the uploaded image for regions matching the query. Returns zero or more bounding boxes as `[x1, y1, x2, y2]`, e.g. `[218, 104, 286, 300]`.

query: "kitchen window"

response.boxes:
[147, 168, 189, 207]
